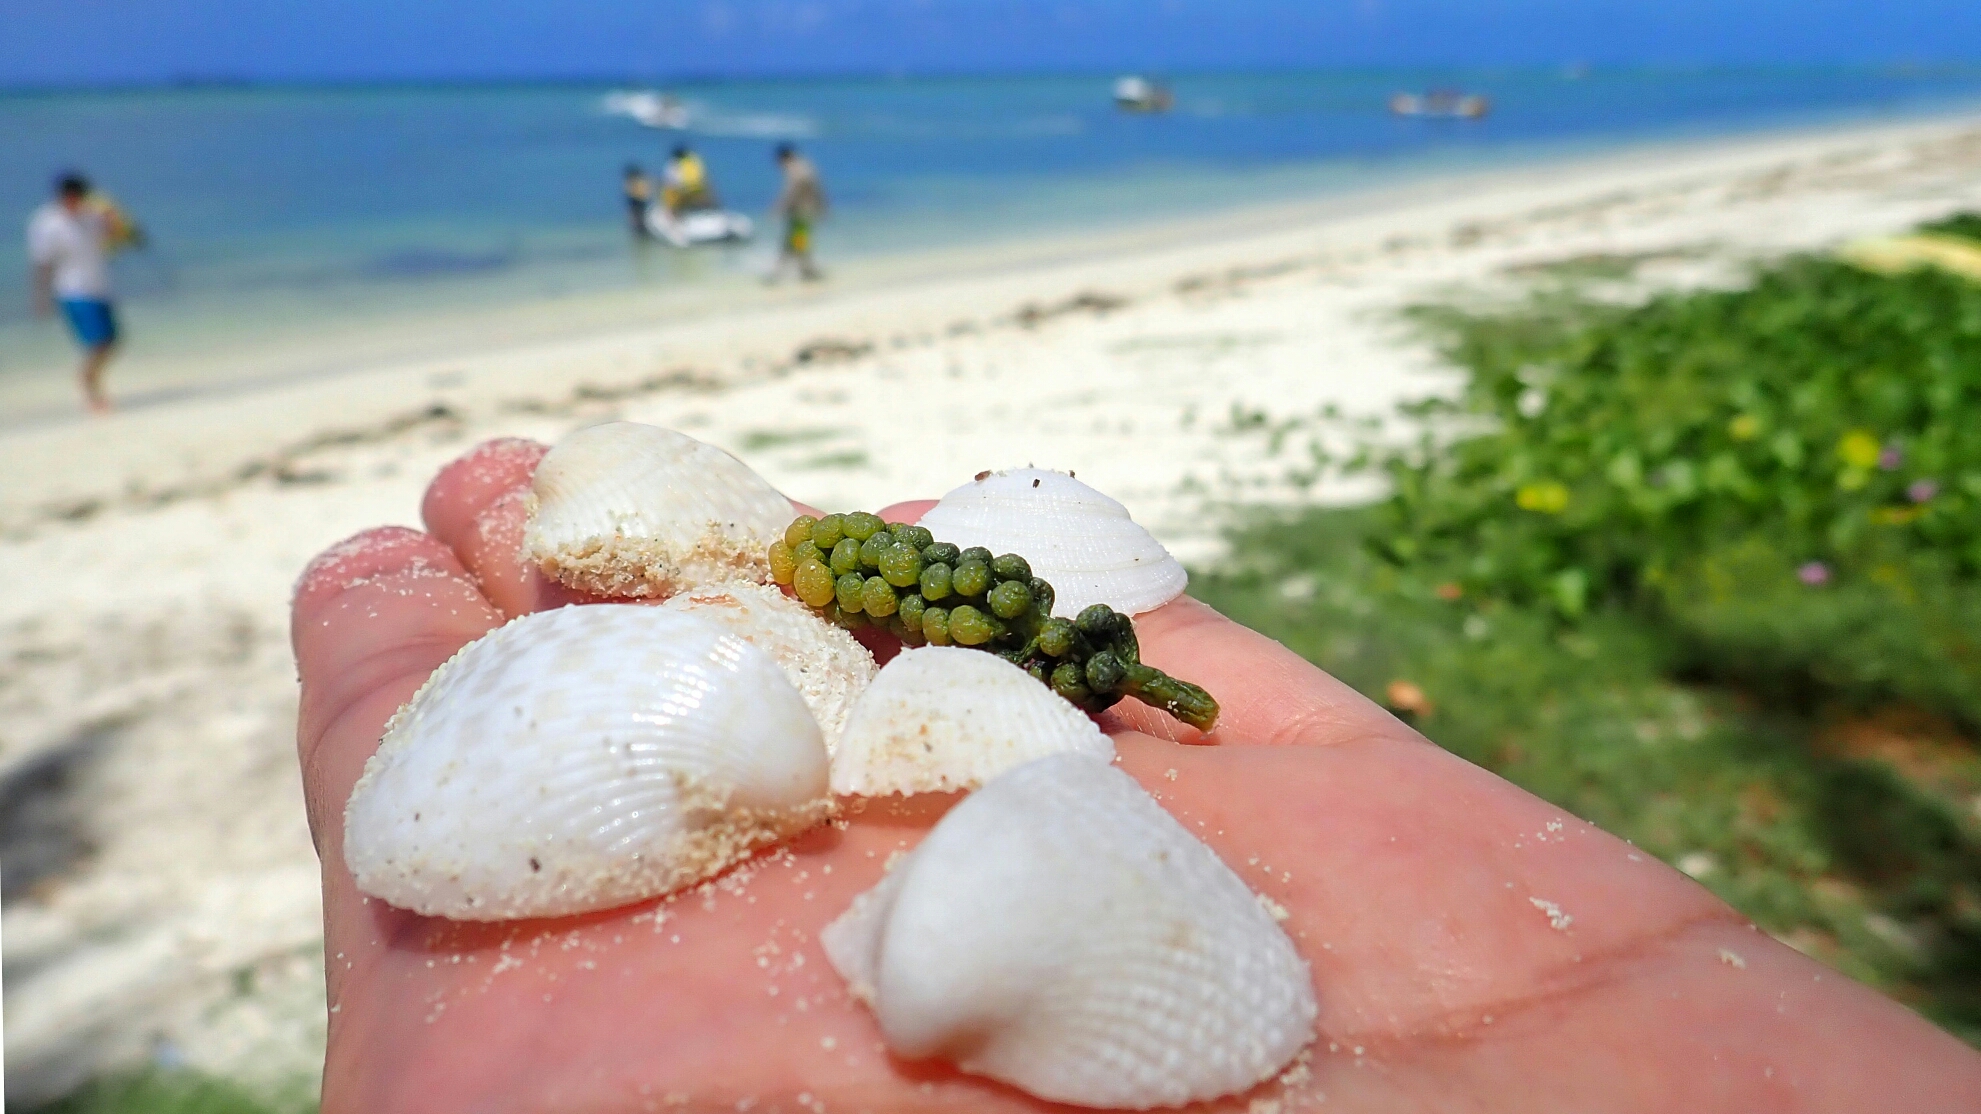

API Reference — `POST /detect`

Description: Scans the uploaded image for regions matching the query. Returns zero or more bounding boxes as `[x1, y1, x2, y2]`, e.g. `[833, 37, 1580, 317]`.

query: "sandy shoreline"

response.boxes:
[4, 110, 1980, 1102]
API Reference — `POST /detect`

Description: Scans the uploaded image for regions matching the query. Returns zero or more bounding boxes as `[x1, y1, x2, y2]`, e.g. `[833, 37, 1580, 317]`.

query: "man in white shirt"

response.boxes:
[28, 173, 121, 413]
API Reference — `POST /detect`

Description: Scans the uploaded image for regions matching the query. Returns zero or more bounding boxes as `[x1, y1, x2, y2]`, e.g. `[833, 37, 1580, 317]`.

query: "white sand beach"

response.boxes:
[4, 111, 1981, 1102]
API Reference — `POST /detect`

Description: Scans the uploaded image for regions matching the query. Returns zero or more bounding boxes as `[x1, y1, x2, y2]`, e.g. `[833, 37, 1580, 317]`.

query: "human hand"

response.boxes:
[293, 438, 1981, 1112]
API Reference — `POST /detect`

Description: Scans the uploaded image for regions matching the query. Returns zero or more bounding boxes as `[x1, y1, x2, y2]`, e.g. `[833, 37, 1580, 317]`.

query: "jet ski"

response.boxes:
[603, 90, 690, 130]
[646, 206, 753, 247]
[1389, 90, 1490, 119]
[1113, 75, 1174, 113]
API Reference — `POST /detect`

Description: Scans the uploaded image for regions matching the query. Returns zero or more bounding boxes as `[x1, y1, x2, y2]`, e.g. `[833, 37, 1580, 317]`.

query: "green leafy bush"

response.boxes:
[1655, 533, 1981, 721]
[1919, 211, 1981, 244]
[1198, 507, 1981, 1045]
[1383, 255, 1981, 724]
[17, 1070, 313, 1114]
[1196, 228, 1981, 1044]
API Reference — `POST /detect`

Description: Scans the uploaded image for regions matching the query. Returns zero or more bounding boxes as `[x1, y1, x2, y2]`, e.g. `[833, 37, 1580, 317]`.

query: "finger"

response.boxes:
[876, 499, 1392, 749]
[421, 439, 597, 618]
[294, 526, 510, 1064]
[419, 437, 546, 543]
[293, 527, 504, 861]
[877, 498, 936, 523]
[422, 438, 822, 546]
[425, 439, 825, 618]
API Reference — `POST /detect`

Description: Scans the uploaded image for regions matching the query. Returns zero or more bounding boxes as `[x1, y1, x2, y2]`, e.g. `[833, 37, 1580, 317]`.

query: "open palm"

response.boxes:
[292, 439, 1981, 1112]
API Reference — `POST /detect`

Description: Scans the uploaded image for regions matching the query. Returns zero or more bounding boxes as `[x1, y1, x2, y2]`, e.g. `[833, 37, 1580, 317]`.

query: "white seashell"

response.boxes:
[916, 468, 1186, 617]
[344, 605, 830, 921]
[829, 645, 1111, 796]
[660, 580, 876, 752]
[523, 422, 794, 598]
[822, 753, 1315, 1109]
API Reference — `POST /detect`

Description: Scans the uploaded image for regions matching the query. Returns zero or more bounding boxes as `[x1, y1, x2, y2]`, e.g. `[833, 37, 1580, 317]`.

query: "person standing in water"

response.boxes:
[27, 172, 138, 414]
[769, 143, 827, 283]
[623, 164, 654, 239]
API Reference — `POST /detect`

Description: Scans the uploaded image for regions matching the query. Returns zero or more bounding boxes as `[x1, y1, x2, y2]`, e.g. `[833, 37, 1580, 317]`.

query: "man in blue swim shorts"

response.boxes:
[28, 173, 126, 413]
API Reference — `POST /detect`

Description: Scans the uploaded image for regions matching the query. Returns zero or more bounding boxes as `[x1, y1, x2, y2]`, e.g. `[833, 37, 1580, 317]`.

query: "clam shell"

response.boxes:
[915, 468, 1186, 617]
[344, 605, 830, 921]
[829, 645, 1111, 796]
[660, 580, 876, 752]
[523, 422, 794, 598]
[822, 753, 1315, 1109]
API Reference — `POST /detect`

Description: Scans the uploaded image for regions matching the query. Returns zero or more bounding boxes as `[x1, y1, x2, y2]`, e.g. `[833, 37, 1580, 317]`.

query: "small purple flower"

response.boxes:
[1878, 444, 1904, 471]
[1908, 479, 1939, 504]
[1798, 561, 1831, 586]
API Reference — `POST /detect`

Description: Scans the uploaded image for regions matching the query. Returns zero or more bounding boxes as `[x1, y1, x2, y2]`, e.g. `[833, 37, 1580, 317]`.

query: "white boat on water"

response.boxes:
[646, 206, 753, 247]
[603, 90, 690, 130]
[1113, 75, 1174, 113]
[1389, 91, 1491, 119]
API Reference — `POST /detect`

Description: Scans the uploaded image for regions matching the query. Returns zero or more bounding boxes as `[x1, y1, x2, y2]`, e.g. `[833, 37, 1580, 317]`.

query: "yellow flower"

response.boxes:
[1516, 481, 1571, 514]
[1728, 414, 1761, 441]
[1837, 430, 1881, 470]
[1385, 679, 1433, 716]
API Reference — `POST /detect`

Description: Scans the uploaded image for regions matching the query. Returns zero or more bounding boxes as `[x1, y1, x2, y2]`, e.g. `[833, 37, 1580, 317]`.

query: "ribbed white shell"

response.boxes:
[829, 646, 1111, 796]
[916, 469, 1186, 617]
[822, 754, 1316, 1109]
[522, 422, 794, 598]
[660, 580, 876, 752]
[344, 605, 830, 921]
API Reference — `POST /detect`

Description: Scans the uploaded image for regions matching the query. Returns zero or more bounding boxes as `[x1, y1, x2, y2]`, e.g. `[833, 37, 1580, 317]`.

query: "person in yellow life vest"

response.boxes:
[661, 145, 719, 215]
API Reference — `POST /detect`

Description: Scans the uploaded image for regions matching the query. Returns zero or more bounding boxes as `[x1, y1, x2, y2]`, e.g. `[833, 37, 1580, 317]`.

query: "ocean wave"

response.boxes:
[601, 90, 689, 129]
[600, 90, 818, 139]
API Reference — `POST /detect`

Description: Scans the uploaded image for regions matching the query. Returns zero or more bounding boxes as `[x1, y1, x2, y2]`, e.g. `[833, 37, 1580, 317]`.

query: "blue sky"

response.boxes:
[2, 0, 1978, 87]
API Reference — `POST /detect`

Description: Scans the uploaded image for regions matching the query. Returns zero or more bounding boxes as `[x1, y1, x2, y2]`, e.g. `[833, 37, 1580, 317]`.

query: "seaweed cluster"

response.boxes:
[770, 513, 1218, 730]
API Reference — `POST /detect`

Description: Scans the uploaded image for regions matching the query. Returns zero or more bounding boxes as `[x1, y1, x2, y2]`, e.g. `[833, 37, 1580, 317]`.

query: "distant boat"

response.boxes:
[603, 90, 690, 130]
[1389, 90, 1491, 119]
[1113, 76, 1174, 113]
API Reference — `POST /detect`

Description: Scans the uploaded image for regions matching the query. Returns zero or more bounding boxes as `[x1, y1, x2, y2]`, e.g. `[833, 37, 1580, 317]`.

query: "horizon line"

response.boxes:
[5, 58, 1981, 98]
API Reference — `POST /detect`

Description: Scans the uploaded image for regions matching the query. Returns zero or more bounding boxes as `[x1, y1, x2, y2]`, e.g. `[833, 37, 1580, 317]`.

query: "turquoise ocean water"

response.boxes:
[3, 67, 1980, 417]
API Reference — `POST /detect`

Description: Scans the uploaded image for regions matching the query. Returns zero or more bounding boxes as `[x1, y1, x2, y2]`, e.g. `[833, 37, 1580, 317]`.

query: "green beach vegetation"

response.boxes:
[1196, 218, 1981, 1044]
[19, 1070, 314, 1114]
